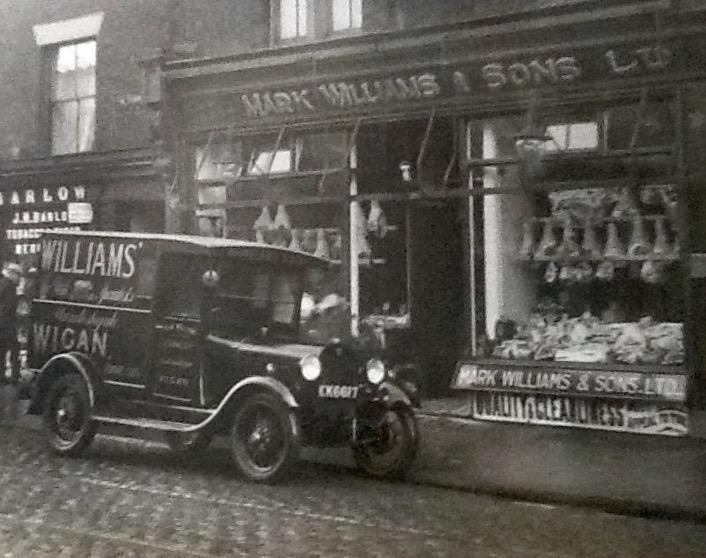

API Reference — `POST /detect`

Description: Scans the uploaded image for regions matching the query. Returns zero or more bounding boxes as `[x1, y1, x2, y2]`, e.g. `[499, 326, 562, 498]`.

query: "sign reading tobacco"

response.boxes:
[0, 184, 93, 257]
[183, 39, 695, 130]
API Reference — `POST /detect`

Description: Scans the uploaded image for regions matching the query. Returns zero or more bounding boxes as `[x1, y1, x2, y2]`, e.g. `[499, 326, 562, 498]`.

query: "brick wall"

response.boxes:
[0, 0, 604, 161]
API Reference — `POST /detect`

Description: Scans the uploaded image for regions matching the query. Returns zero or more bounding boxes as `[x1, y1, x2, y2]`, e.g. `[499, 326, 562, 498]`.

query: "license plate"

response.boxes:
[318, 384, 359, 399]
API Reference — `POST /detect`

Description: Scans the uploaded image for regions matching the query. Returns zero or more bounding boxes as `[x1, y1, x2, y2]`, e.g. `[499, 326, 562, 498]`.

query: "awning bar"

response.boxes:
[416, 109, 436, 178]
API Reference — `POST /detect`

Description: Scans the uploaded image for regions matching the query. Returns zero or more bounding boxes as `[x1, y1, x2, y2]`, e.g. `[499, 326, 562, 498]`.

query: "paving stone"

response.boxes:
[0, 426, 705, 557]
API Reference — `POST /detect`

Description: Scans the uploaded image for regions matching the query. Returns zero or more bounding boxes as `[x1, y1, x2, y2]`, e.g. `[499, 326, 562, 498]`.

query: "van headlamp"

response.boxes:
[300, 354, 321, 381]
[365, 359, 386, 385]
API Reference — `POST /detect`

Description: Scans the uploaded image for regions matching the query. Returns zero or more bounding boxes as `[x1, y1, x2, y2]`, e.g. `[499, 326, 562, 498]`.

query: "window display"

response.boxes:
[476, 112, 684, 369]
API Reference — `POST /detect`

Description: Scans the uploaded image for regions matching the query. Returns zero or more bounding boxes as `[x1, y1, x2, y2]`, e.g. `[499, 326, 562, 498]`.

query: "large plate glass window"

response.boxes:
[469, 100, 684, 369]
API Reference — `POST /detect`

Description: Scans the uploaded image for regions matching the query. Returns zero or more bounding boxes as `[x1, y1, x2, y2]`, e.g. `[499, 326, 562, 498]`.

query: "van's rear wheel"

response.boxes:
[230, 392, 300, 483]
[43, 373, 95, 457]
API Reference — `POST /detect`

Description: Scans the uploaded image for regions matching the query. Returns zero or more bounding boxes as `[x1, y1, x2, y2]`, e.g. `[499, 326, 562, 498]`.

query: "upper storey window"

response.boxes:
[279, 0, 308, 40]
[332, 0, 362, 32]
[50, 40, 97, 155]
[274, 0, 363, 43]
[33, 13, 103, 156]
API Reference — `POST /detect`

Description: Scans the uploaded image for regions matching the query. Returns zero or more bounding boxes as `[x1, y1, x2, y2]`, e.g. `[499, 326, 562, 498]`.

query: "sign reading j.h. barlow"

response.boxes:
[453, 361, 687, 403]
[0, 184, 93, 257]
[185, 39, 699, 129]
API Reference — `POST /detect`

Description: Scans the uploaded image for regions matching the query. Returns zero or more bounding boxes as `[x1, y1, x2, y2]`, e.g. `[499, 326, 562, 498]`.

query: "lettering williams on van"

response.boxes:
[40, 238, 137, 279]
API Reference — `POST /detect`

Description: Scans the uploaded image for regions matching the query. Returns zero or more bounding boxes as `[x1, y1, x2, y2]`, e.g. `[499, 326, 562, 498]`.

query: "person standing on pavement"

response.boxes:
[0, 262, 21, 385]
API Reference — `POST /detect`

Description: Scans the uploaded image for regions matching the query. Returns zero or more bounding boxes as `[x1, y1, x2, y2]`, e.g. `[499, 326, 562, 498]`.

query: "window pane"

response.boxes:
[332, 0, 351, 30]
[52, 45, 76, 101]
[195, 142, 243, 181]
[568, 122, 599, 150]
[52, 69, 75, 101]
[77, 97, 95, 152]
[272, 275, 298, 324]
[546, 121, 598, 152]
[351, 0, 362, 28]
[607, 102, 673, 150]
[280, 0, 298, 39]
[249, 149, 292, 175]
[297, 0, 307, 36]
[298, 132, 348, 171]
[546, 124, 568, 151]
[55, 44, 76, 72]
[75, 40, 96, 69]
[52, 100, 78, 155]
[75, 66, 96, 97]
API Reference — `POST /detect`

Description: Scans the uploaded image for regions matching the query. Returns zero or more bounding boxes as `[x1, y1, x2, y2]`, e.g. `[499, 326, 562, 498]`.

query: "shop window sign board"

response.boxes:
[454, 361, 689, 436]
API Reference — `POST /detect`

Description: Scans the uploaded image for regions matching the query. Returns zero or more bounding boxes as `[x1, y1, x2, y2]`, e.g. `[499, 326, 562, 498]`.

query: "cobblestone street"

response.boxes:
[0, 426, 705, 557]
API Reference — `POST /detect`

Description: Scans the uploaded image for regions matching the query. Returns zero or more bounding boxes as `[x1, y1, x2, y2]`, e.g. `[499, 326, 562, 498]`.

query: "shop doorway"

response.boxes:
[356, 116, 465, 396]
[410, 200, 465, 396]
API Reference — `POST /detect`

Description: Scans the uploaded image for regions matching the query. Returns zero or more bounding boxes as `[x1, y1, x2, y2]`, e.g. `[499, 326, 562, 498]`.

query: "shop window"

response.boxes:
[49, 40, 96, 155]
[332, 0, 362, 32]
[471, 116, 684, 368]
[277, 0, 309, 40]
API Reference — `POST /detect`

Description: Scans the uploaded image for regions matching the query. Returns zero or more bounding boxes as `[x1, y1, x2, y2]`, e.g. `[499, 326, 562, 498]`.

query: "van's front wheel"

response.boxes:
[43, 373, 96, 457]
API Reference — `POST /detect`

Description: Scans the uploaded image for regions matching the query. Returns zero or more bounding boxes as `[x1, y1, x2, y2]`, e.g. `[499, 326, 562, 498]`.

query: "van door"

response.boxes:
[149, 254, 205, 406]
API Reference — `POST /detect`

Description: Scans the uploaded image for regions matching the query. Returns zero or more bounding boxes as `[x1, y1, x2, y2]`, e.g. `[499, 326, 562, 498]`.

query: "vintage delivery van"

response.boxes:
[24, 231, 418, 482]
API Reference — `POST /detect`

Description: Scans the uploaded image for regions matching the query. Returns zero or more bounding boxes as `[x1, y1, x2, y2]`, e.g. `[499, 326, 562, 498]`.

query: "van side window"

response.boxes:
[158, 254, 203, 319]
[135, 246, 158, 300]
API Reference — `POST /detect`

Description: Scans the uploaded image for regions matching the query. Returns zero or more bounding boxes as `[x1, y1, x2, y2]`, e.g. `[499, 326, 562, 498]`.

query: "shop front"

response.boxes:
[0, 149, 163, 269]
[165, 5, 706, 433]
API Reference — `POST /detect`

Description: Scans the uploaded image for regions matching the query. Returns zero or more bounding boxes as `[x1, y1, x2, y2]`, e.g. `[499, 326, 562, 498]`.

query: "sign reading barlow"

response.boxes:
[0, 184, 93, 258]
[453, 361, 687, 402]
[182, 37, 701, 130]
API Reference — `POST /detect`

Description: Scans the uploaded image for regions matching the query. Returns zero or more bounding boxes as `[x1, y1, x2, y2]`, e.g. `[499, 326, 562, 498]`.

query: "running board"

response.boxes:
[93, 415, 199, 433]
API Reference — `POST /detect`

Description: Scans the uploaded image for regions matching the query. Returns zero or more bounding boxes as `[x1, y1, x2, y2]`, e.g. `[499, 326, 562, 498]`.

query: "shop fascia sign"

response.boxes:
[0, 184, 87, 207]
[236, 41, 678, 120]
[453, 362, 687, 403]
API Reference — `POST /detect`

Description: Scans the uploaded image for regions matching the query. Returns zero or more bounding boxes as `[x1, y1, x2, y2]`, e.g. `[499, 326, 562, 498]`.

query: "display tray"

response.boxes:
[452, 358, 687, 403]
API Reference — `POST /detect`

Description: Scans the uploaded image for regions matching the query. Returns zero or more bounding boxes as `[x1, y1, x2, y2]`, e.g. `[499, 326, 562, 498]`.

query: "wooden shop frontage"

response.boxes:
[162, 2, 706, 435]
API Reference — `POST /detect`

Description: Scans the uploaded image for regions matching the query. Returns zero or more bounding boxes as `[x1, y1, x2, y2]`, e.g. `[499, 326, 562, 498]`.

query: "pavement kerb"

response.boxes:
[414, 413, 706, 524]
[4, 411, 706, 524]
[404, 472, 706, 525]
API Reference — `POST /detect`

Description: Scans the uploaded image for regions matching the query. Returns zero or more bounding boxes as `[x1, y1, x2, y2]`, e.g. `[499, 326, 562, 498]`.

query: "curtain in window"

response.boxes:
[52, 101, 78, 155]
[77, 98, 96, 152]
